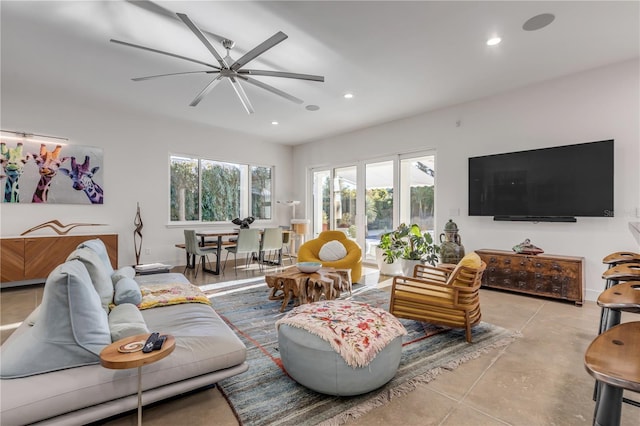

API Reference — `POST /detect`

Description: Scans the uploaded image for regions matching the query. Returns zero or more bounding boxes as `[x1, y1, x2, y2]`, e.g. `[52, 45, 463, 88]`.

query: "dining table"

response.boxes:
[193, 229, 240, 275]
[187, 229, 291, 275]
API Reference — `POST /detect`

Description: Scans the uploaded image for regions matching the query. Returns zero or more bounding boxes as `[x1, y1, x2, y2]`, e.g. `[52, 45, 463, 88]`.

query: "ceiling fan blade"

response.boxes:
[176, 13, 229, 69]
[190, 75, 224, 107]
[125, 1, 228, 44]
[230, 31, 288, 71]
[110, 39, 220, 69]
[229, 77, 255, 114]
[238, 76, 304, 104]
[132, 70, 219, 82]
[238, 69, 324, 82]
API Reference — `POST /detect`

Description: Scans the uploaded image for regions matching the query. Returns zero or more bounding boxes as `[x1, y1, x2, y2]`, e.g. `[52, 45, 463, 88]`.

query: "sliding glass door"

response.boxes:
[311, 151, 435, 265]
[365, 160, 394, 261]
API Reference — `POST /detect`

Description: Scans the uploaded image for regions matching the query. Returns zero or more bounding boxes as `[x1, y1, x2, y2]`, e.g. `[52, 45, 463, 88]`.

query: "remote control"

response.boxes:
[153, 335, 167, 351]
[142, 332, 159, 353]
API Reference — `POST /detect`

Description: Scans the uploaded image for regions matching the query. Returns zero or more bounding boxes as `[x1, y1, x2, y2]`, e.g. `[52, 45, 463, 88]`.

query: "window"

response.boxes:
[170, 155, 273, 223]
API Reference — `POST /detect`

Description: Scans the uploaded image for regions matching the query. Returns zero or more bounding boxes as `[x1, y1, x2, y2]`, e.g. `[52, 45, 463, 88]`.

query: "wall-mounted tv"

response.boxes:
[468, 139, 614, 222]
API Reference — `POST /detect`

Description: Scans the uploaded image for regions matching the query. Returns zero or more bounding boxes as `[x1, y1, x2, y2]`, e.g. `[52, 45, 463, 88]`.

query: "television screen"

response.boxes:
[468, 140, 614, 220]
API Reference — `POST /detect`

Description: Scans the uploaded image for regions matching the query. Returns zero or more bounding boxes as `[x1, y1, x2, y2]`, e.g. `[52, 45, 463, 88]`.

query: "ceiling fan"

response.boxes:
[110, 13, 324, 114]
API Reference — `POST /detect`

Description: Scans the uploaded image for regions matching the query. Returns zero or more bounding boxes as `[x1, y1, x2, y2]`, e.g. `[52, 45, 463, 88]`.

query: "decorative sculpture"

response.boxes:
[134, 203, 143, 265]
[231, 216, 255, 229]
[20, 219, 105, 236]
[512, 238, 544, 255]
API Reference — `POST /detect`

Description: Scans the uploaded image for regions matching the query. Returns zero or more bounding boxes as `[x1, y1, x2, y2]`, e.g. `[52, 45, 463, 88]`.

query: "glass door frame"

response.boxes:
[308, 150, 436, 265]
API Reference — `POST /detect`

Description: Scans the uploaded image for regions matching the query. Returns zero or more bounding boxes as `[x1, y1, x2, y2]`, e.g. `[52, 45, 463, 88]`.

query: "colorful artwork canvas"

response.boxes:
[0, 138, 104, 204]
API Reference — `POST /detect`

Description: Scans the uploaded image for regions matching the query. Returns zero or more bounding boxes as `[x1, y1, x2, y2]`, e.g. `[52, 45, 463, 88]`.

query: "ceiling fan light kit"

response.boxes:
[111, 12, 324, 114]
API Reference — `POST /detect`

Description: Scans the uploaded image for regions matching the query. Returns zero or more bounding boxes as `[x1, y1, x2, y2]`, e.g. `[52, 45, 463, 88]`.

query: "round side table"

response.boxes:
[100, 333, 175, 425]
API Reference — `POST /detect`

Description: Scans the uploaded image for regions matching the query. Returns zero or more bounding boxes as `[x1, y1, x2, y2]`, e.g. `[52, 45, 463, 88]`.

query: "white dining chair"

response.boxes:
[260, 227, 283, 267]
[224, 228, 261, 274]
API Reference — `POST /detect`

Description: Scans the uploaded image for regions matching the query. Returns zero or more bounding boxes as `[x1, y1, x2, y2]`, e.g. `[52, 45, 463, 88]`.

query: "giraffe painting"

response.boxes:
[0, 142, 31, 203]
[30, 144, 68, 203]
[59, 156, 104, 204]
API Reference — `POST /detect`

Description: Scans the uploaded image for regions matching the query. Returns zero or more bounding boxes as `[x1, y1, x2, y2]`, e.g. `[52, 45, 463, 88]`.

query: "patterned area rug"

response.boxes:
[210, 283, 518, 426]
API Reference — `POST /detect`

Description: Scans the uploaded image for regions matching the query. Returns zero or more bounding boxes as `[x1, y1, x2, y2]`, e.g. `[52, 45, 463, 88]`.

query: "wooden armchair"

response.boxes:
[389, 261, 487, 342]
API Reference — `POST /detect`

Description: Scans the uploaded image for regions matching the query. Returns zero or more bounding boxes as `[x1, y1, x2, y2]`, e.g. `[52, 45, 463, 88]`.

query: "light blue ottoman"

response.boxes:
[277, 302, 404, 396]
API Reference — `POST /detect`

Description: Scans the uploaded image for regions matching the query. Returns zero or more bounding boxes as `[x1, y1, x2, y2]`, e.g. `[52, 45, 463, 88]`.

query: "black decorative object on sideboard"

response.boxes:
[476, 249, 584, 306]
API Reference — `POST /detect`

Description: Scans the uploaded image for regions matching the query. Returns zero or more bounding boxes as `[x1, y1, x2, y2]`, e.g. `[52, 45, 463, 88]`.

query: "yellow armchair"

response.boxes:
[298, 230, 363, 283]
[389, 252, 486, 342]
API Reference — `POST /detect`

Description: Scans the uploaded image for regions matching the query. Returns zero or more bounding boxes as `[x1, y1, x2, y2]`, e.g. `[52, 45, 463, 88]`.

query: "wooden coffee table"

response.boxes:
[100, 333, 175, 425]
[265, 267, 351, 312]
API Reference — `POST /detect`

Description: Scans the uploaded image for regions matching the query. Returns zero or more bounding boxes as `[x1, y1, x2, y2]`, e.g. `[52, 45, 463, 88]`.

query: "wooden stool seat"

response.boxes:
[585, 321, 640, 426]
[598, 281, 640, 332]
[601, 263, 640, 283]
[603, 252, 640, 266]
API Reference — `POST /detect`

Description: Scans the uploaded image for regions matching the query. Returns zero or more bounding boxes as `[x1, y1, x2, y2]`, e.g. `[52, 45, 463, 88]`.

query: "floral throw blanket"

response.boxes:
[138, 282, 211, 310]
[276, 300, 407, 368]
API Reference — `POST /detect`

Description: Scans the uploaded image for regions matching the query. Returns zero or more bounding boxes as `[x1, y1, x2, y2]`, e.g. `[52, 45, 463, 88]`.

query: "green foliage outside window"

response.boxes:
[170, 156, 273, 222]
[201, 160, 240, 221]
[170, 157, 199, 221]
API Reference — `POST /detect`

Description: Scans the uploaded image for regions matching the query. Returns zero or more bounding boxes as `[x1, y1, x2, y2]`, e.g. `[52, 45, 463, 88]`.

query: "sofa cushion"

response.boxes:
[77, 238, 114, 276]
[0, 260, 111, 378]
[318, 240, 347, 261]
[114, 277, 143, 306]
[67, 247, 113, 313]
[111, 266, 136, 286]
[108, 303, 149, 342]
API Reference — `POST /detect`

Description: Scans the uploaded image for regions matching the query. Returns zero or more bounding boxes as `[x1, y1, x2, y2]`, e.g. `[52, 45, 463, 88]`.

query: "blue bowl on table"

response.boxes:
[297, 262, 322, 273]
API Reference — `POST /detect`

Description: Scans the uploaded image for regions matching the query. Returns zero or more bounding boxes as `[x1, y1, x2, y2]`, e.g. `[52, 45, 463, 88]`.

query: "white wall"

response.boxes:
[0, 83, 294, 268]
[292, 59, 640, 301]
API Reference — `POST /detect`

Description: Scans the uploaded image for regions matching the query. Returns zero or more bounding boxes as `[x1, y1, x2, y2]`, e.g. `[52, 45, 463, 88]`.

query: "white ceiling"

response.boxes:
[2, 1, 638, 145]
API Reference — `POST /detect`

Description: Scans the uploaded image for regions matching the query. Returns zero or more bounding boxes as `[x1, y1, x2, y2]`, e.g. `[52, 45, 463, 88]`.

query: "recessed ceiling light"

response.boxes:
[343, 93, 354, 99]
[486, 37, 502, 46]
[523, 13, 555, 31]
[271, 121, 279, 125]
[305, 104, 320, 111]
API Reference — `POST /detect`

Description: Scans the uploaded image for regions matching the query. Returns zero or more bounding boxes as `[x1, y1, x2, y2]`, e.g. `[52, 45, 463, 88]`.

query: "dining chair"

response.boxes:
[224, 228, 261, 274]
[281, 229, 293, 264]
[260, 227, 283, 266]
[183, 229, 217, 278]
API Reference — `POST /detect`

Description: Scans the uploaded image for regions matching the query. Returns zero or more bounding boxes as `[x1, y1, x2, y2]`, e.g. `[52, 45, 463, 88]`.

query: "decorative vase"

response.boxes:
[439, 219, 465, 264]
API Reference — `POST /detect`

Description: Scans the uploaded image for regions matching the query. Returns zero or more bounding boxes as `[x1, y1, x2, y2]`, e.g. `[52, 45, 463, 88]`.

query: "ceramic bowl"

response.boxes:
[297, 262, 322, 273]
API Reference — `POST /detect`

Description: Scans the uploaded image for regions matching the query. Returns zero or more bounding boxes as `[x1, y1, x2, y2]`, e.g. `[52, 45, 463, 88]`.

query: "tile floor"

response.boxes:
[1, 264, 637, 426]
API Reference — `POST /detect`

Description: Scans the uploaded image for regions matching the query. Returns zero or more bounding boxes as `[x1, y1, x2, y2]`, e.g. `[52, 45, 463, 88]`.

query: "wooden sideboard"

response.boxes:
[1, 234, 118, 285]
[476, 249, 584, 306]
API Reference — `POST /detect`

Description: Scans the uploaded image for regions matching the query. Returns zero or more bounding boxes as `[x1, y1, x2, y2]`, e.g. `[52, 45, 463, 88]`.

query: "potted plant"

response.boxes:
[376, 230, 403, 276]
[380, 223, 439, 276]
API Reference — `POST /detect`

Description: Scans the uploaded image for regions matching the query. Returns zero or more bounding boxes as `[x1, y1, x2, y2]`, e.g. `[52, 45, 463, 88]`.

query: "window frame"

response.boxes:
[169, 153, 274, 225]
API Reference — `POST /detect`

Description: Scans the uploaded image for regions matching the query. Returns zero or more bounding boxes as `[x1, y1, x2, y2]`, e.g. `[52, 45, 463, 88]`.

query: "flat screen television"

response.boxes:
[468, 139, 614, 221]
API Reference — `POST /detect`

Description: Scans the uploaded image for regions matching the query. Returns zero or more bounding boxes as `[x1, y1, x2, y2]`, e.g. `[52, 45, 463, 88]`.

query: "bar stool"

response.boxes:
[598, 281, 640, 331]
[584, 321, 640, 426]
[599, 263, 640, 334]
[593, 281, 640, 408]
[602, 252, 640, 268]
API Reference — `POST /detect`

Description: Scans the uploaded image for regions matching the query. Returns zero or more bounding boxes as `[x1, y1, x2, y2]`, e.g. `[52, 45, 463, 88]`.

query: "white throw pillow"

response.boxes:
[319, 240, 347, 262]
